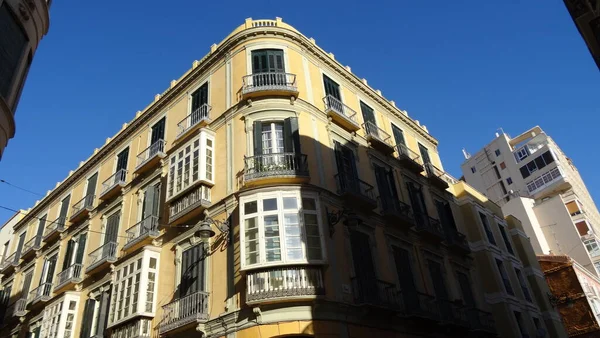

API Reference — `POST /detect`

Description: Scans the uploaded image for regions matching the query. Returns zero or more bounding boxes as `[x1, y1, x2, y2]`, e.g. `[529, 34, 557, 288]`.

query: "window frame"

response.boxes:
[239, 190, 327, 270]
[245, 44, 290, 76]
[187, 79, 210, 116]
[495, 259, 514, 296]
[479, 212, 496, 245]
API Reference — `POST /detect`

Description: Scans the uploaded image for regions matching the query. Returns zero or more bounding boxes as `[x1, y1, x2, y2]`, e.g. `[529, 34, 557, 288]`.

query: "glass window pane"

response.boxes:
[263, 198, 277, 211]
[283, 197, 298, 209]
[302, 198, 316, 211]
[264, 215, 281, 262]
[244, 201, 257, 214]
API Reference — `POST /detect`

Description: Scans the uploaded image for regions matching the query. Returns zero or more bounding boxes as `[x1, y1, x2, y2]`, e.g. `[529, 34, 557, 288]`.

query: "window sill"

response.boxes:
[241, 260, 327, 272]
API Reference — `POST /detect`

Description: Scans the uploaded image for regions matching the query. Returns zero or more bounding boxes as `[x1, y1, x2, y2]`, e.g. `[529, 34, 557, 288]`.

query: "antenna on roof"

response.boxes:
[462, 148, 471, 160]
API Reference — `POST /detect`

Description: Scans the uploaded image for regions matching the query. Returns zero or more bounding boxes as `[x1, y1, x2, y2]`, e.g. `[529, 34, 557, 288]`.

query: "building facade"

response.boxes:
[538, 255, 600, 337]
[563, 0, 600, 70]
[0, 18, 563, 338]
[0, 0, 51, 159]
[0, 212, 21, 327]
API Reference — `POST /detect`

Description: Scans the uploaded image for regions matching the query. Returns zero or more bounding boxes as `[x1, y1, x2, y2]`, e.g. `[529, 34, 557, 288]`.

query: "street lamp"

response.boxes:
[195, 216, 230, 243]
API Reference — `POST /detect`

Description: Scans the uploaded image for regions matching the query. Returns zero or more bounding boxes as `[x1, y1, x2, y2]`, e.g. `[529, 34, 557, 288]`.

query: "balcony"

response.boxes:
[168, 185, 211, 226]
[363, 121, 394, 154]
[526, 166, 570, 199]
[243, 153, 309, 186]
[380, 198, 414, 228]
[402, 292, 440, 320]
[21, 235, 42, 258]
[0, 252, 17, 272]
[43, 216, 66, 242]
[158, 291, 209, 334]
[395, 144, 423, 173]
[176, 104, 211, 140]
[55, 263, 83, 291]
[99, 169, 127, 200]
[466, 308, 496, 333]
[70, 194, 95, 223]
[12, 299, 27, 317]
[135, 139, 166, 174]
[335, 174, 377, 210]
[246, 265, 325, 305]
[241, 72, 298, 99]
[438, 299, 469, 328]
[445, 230, 470, 254]
[110, 318, 153, 338]
[29, 282, 52, 304]
[424, 163, 449, 190]
[323, 95, 360, 132]
[86, 242, 118, 273]
[351, 278, 402, 310]
[414, 213, 445, 241]
[123, 215, 159, 251]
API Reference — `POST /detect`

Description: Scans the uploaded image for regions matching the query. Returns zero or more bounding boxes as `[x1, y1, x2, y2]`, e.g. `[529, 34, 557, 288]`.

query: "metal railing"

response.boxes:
[71, 194, 95, 219]
[13, 298, 27, 317]
[246, 266, 325, 303]
[101, 169, 127, 195]
[445, 230, 469, 251]
[437, 299, 468, 325]
[29, 282, 52, 303]
[403, 292, 440, 319]
[323, 95, 358, 124]
[56, 263, 83, 289]
[363, 121, 392, 146]
[242, 72, 297, 94]
[351, 278, 401, 309]
[526, 166, 563, 194]
[466, 308, 495, 332]
[159, 291, 209, 334]
[22, 235, 42, 254]
[86, 242, 118, 271]
[44, 216, 65, 238]
[396, 144, 421, 163]
[0, 252, 17, 270]
[335, 174, 376, 202]
[244, 153, 308, 181]
[177, 104, 211, 137]
[381, 197, 414, 222]
[125, 215, 159, 249]
[136, 139, 166, 168]
[168, 185, 211, 223]
[414, 213, 444, 236]
[425, 163, 446, 179]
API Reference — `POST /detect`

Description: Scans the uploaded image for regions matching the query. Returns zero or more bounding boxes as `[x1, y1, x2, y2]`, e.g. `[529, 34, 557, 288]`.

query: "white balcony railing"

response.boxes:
[29, 282, 52, 304]
[44, 216, 66, 238]
[526, 166, 564, 194]
[168, 185, 211, 224]
[12, 298, 27, 317]
[177, 104, 211, 137]
[0, 252, 17, 270]
[86, 242, 118, 272]
[71, 194, 95, 220]
[323, 95, 359, 125]
[124, 216, 159, 249]
[22, 235, 42, 255]
[242, 72, 297, 95]
[246, 266, 325, 303]
[136, 139, 166, 168]
[101, 169, 127, 196]
[55, 263, 83, 289]
[159, 291, 209, 334]
[363, 121, 392, 147]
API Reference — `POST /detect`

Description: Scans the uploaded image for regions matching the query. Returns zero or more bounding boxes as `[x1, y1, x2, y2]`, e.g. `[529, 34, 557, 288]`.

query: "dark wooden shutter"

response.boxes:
[444, 203, 457, 231]
[374, 165, 390, 208]
[105, 213, 120, 244]
[180, 244, 205, 296]
[360, 102, 376, 125]
[59, 195, 70, 220]
[418, 144, 431, 164]
[15, 232, 25, 260]
[35, 215, 46, 245]
[86, 173, 98, 197]
[283, 117, 300, 153]
[75, 233, 87, 264]
[151, 117, 165, 143]
[391, 124, 405, 146]
[253, 121, 263, 155]
[407, 182, 427, 214]
[323, 75, 341, 100]
[251, 50, 268, 73]
[21, 272, 33, 297]
[62, 240, 75, 271]
[116, 148, 129, 172]
[392, 247, 419, 310]
[79, 298, 96, 338]
[143, 184, 159, 218]
[457, 272, 476, 307]
[428, 260, 450, 319]
[45, 255, 57, 284]
[387, 170, 399, 200]
[191, 83, 208, 114]
[350, 231, 377, 303]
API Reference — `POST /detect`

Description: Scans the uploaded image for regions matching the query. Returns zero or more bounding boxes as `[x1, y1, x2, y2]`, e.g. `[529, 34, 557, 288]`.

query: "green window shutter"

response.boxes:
[79, 298, 96, 338]
[62, 239, 75, 271]
[116, 147, 129, 172]
[86, 173, 98, 197]
[418, 144, 431, 164]
[253, 121, 263, 155]
[283, 117, 300, 153]
[391, 125, 405, 146]
[75, 233, 87, 264]
[360, 102, 376, 125]
[323, 75, 341, 100]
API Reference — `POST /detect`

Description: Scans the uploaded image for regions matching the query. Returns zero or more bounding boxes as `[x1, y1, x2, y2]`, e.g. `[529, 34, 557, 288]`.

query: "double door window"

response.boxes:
[374, 164, 399, 211]
[334, 142, 359, 193]
[61, 232, 87, 271]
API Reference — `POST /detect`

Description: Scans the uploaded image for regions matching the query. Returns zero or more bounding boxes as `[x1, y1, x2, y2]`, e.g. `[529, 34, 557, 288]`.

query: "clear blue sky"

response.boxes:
[1, 0, 599, 223]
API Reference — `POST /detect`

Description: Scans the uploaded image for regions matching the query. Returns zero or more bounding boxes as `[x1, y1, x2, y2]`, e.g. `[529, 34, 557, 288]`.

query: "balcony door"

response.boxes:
[323, 75, 341, 101]
[418, 143, 431, 165]
[34, 215, 45, 246]
[14, 231, 25, 261]
[374, 164, 399, 211]
[104, 212, 120, 247]
[407, 181, 428, 225]
[360, 102, 377, 138]
[21, 270, 33, 300]
[142, 183, 160, 220]
[251, 49, 285, 87]
[180, 244, 206, 319]
[457, 272, 476, 308]
[428, 260, 451, 320]
[150, 117, 165, 147]
[334, 142, 359, 192]
[435, 200, 458, 236]
[40, 254, 57, 290]
[61, 233, 86, 271]
[391, 124, 405, 147]
[392, 247, 419, 311]
[350, 231, 378, 303]
[191, 83, 208, 124]
[59, 194, 70, 221]
[116, 148, 129, 173]
[86, 174, 97, 200]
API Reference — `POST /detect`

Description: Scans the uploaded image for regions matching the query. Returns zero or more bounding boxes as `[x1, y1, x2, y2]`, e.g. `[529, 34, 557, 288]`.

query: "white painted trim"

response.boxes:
[226, 57, 232, 109]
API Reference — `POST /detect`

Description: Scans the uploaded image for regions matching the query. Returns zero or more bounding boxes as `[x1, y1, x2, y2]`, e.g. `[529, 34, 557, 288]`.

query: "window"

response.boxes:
[59, 231, 87, 274]
[0, 4, 28, 99]
[0, 282, 11, 324]
[323, 74, 341, 100]
[392, 247, 418, 298]
[519, 150, 555, 179]
[253, 118, 300, 156]
[407, 181, 429, 226]
[584, 239, 600, 257]
[116, 147, 129, 173]
[360, 101, 376, 127]
[507, 177, 513, 185]
[14, 231, 26, 260]
[514, 311, 527, 338]
[40, 294, 80, 338]
[109, 250, 159, 326]
[594, 261, 600, 275]
[240, 191, 325, 269]
[351, 230, 378, 303]
[58, 194, 71, 222]
[81, 286, 111, 338]
[190, 82, 208, 116]
[374, 164, 399, 212]
[496, 259, 514, 295]
[515, 268, 532, 302]
[418, 143, 431, 165]
[500, 162, 506, 170]
[457, 272, 476, 307]
[435, 200, 458, 233]
[334, 141, 359, 189]
[40, 252, 58, 290]
[262, 122, 284, 154]
[471, 166, 476, 173]
[498, 223, 514, 255]
[167, 132, 215, 199]
[140, 182, 160, 220]
[495, 149, 501, 156]
[391, 124, 405, 147]
[179, 244, 206, 297]
[251, 49, 284, 73]
[515, 147, 529, 162]
[479, 212, 496, 245]
[84, 173, 98, 201]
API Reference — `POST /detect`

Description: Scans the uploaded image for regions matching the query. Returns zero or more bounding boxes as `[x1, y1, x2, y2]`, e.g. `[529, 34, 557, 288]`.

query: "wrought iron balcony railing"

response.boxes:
[177, 104, 211, 138]
[414, 213, 445, 239]
[136, 139, 166, 169]
[242, 72, 297, 95]
[159, 291, 209, 334]
[403, 292, 440, 319]
[168, 185, 211, 224]
[70, 194, 95, 221]
[323, 95, 360, 129]
[124, 215, 159, 249]
[363, 121, 392, 147]
[466, 308, 496, 332]
[351, 277, 402, 309]
[86, 242, 118, 272]
[246, 265, 325, 304]
[29, 282, 52, 304]
[22, 235, 42, 255]
[396, 143, 420, 162]
[100, 169, 127, 197]
[244, 153, 308, 182]
[335, 174, 376, 203]
[12, 298, 27, 317]
[437, 299, 468, 326]
[55, 263, 83, 289]
[380, 197, 414, 224]
[0, 252, 17, 270]
[44, 216, 66, 239]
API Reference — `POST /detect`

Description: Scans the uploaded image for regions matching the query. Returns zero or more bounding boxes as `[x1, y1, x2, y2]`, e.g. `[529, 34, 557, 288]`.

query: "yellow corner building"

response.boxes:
[0, 18, 567, 338]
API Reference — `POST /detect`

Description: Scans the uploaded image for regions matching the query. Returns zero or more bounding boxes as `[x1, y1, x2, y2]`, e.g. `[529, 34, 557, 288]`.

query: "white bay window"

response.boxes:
[167, 131, 215, 200]
[40, 294, 80, 338]
[240, 190, 326, 270]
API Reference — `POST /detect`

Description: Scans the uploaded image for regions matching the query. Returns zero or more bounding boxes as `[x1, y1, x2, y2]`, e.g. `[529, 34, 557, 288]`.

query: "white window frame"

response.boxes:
[40, 293, 80, 338]
[585, 239, 600, 257]
[515, 147, 528, 162]
[65, 230, 88, 268]
[40, 250, 59, 285]
[240, 190, 327, 270]
[261, 121, 284, 154]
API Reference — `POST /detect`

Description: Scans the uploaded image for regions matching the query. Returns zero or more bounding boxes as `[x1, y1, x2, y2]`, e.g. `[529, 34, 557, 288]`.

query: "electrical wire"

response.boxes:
[0, 179, 45, 197]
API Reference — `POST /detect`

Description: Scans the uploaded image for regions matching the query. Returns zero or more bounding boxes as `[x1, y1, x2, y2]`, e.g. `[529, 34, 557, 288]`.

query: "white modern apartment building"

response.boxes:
[461, 126, 600, 275]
